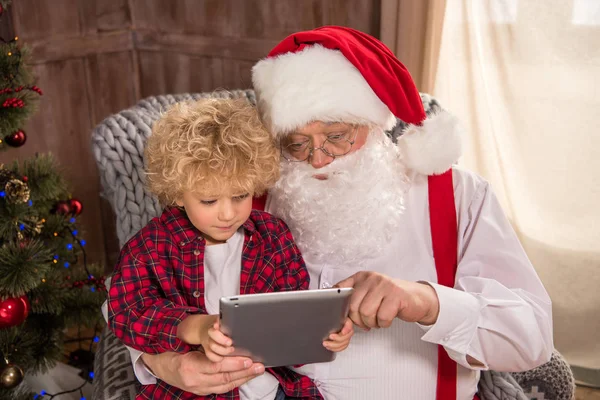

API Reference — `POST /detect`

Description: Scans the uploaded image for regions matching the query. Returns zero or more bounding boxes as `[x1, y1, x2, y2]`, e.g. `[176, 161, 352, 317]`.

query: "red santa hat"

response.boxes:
[252, 26, 462, 176]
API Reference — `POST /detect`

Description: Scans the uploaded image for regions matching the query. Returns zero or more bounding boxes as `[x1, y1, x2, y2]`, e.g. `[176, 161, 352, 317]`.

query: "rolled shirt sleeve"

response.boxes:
[419, 179, 553, 372]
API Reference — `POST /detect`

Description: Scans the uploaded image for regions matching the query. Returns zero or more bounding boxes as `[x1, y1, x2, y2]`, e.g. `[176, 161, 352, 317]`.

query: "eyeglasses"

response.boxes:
[280, 126, 359, 162]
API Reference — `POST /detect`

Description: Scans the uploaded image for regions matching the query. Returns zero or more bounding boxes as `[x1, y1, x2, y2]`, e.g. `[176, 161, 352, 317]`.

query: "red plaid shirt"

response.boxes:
[108, 206, 323, 400]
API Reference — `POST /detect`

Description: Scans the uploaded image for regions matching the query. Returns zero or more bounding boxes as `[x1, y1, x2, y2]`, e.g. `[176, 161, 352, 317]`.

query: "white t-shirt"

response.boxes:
[202, 229, 279, 400]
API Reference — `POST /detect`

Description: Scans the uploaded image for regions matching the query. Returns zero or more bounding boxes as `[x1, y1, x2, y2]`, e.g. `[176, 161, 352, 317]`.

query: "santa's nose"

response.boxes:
[309, 148, 334, 169]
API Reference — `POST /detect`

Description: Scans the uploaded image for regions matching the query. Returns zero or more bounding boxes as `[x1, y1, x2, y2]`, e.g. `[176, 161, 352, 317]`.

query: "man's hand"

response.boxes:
[335, 271, 440, 329]
[141, 351, 265, 396]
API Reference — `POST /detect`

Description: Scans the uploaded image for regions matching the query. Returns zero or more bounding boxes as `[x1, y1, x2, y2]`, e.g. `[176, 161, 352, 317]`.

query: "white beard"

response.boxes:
[268, 129, 411, 266]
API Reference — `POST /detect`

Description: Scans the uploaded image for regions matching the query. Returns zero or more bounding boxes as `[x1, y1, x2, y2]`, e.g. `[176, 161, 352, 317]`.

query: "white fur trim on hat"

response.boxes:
[252, 44, 397, 136]
[397, 110, 463, 175]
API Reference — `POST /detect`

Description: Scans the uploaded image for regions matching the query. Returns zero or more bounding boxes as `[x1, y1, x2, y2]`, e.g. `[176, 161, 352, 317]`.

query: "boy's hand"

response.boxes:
[202, 321, 235, 362]
[177, 315, 235, 362]
[322, 318, 354, 352]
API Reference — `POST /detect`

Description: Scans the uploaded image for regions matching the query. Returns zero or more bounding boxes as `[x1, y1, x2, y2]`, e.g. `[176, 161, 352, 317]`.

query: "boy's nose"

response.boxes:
[218, 203, 235, 221]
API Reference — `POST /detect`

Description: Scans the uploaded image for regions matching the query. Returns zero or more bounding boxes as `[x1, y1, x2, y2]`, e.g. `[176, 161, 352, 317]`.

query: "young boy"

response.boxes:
[108, 98, 353, 400]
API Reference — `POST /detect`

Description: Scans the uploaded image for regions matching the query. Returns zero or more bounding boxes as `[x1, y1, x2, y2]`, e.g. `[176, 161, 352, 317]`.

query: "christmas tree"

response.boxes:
[1, 2, 105, 399]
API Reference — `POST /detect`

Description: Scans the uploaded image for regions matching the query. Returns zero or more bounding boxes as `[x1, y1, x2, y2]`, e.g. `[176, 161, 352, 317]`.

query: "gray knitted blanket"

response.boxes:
[91, 90, 574, 400]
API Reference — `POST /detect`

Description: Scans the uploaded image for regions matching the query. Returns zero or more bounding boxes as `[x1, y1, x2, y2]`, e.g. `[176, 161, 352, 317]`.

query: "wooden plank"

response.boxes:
[84, 51, 138, 269]
[138, 51, 233, 97]
[238, 0, 325, 40]
[222, 59, 255, 90]
[85, 51, 137, 125]
[26, 31, 133, 64]
[0, 59, 107, 267]
[134, 30, 278, 61]
[130, 0, 235, 37]
[137, 51, 169, 98]
[11, 0, 81, 40]
[322, 0, 381, 37]
[80, 0, 131, 35]
[0, 2, 15, 40]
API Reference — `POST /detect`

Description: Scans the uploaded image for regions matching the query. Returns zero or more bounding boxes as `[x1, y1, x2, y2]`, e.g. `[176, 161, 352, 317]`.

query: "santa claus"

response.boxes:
[131, 26, 553, 400]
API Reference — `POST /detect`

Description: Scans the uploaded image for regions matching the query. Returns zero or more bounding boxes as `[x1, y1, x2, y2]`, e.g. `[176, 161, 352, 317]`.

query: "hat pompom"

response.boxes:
[397, 110, 463, 175]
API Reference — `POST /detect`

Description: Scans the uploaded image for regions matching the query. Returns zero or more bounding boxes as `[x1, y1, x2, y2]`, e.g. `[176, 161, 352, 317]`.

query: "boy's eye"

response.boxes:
[233, 193, 250, 201]
[200, 200, 217, 205]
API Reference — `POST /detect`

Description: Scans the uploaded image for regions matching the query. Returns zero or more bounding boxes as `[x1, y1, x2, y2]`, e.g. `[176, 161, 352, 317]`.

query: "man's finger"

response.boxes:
[359, 289, 384, 328]
[333, 274, 356, 288]
[377, 295, 400, 328]
[201, 360, 264, 389]
[205, 356, 253, 374]
[347, 282, 369, 329]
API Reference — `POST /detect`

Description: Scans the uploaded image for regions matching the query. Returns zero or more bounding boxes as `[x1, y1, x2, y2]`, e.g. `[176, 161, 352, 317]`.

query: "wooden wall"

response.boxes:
[0, 0, 381, 271]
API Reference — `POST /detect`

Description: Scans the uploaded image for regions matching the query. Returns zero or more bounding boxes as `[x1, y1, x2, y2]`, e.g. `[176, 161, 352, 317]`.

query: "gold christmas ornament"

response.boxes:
[0, 363, 24, 389]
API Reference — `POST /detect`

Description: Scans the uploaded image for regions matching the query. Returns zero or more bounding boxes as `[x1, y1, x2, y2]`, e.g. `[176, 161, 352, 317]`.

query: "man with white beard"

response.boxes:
[121, 27, 553, 400]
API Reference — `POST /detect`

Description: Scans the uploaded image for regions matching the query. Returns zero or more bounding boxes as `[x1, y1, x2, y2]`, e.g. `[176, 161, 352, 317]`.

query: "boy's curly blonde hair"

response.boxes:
[145, 98, 280, 206]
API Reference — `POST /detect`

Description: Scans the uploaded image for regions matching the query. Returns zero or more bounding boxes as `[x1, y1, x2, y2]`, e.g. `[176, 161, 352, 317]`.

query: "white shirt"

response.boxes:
[122, 167, 553, 400]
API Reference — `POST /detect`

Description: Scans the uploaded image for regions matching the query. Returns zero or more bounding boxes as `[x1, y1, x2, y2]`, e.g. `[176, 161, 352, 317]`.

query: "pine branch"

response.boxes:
[61, 264, 107, 326]
[0, 315, 64, 375]
[28, 278, 66, 316]
[0, 239, 52, 297]
[13, 155, 70, 208]
[0, 385, 33, 400]
[24, 314, 64, 374]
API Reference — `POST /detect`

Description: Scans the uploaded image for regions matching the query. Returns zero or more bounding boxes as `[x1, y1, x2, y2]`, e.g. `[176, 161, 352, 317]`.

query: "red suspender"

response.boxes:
[428, 169, 459, 400]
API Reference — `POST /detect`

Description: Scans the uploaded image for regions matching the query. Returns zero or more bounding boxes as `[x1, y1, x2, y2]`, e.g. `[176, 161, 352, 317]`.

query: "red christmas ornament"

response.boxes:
[68, 198, 83, 216]
[53, 200, 71, 215]
[4, 130, 27, 147]
[0, 295, 30, 329]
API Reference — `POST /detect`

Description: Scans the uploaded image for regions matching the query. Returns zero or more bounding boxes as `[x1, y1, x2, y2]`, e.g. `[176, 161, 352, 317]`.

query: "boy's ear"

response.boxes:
[175, 199, 184, 208]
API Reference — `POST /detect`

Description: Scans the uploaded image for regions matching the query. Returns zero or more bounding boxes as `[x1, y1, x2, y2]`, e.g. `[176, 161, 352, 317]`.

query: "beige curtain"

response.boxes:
[429, 0, 600, 384]
[380, 0, 447, 93]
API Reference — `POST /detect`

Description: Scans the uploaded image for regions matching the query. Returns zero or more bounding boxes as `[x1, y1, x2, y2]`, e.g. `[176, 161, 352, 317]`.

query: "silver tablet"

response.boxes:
[219, 288, 353, 367]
